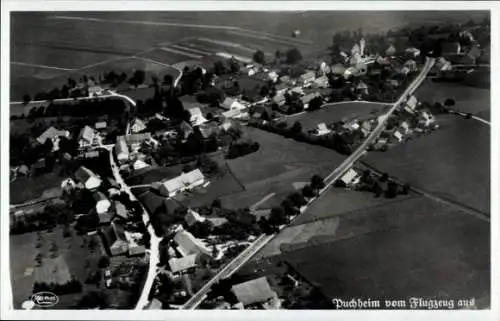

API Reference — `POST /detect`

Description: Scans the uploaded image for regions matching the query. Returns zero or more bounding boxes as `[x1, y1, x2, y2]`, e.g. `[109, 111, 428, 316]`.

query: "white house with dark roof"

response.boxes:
[184, 209, 206, 227]
[338, 168, 360, 187]
[95, 121, 107, 130]
[131, 118, 147, 133]
[231, 277, 276, 307]
[74, 166, 101, 190]
[173, 228, 212, 258]
[221, 97, 246, 111]
[37, 127, 70, 151]
[158, 169, 206, 197]
[187, 107, 208, 126]
[78, 126, 95, 148]
[103, 222, 128, 256]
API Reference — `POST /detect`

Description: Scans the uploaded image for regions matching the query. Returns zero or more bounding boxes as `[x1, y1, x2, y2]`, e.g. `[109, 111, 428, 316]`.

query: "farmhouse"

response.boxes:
[114, 201, 129, 221]
[74, 166, 101, 190]
[231, 277, 276, 307]
[404, 60, 418, 72]
[298, 71, 316, 86]
[400, 121, 410, 134]
[158, 169, 206, 197]
[275, 83, 289, 96]
[180, 121, 194, 139]
[316, 123, 331, 136]
[300, 92, 320, 108]
[221, 97, 246, 111]
[115, 136, 130, 162]
[131, 118, 147, 133]
[386, 44, 396, 56]
[168, 254, 198, 274]
[125, 231, 146, 256]
[78, 126, 95, 148]
[95, 121, 107, 130]
[103, 222, 128, 256]
[185, 209, 206, 227]
[393, 130, 404, 142]
[124, 133, 152, 148]
[88, 85, 104, 97]
[313, 75, 329, 88]
[37, 127, 70, 148]
[356, 81, 369, 96]
[404, 95, 418, 113]
[133, 159, 150, 171]
[173, 228, 212, 258]
[187, 107, 208, 126]
[338, 168, 361, 187]
[93, 191, 112, 215]
[405, 47, 421, 58]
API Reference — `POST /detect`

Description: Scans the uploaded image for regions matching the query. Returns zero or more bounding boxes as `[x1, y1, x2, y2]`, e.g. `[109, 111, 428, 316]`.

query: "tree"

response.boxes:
[385, 181, 399, 198]
[373, 182, 383, 197]
[401, 183, 411, 195]
[288, 192, 307, 207]
[310, 175, 325, 190]
[213, 61, 227, 76]
[253, 50, 266, 64]
[269, 206, 287, 226]
[291, 121, 303, 135]
[163, 74, 174, 86]
[23, 94, 31, 105]
[380, 173, 389, 182]
[302, 184, 316, 198]
[211, 199, 222, 209]
[78, 291, 110, 309]
[228, 59, 240, 73]
[275, 50, 281, 62]
[286, 48, 303, 64]
[444, 98, 455, 107]
[98, 255, 110, 269]
[132, 70, 146, 86]
[307, 97, 323, 112]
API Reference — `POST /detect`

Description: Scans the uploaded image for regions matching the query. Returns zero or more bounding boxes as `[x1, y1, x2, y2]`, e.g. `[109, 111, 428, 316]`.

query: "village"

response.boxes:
[8, 14, 490, 311]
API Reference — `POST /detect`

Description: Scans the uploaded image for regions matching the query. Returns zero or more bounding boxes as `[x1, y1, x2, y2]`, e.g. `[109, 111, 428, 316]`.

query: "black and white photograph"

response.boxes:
[0, 2, 496, 319]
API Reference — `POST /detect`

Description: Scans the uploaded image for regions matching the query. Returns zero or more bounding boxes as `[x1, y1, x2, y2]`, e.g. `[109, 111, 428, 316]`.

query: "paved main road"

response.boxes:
[182, 57, 436, 310]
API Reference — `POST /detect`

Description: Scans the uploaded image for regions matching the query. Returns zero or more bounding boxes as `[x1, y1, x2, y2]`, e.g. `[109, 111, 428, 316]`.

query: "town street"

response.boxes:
[182, 57, 436, 310]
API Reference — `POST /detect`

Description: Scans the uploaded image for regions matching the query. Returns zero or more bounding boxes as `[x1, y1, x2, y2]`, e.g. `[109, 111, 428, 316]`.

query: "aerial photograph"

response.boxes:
[7, 10, 490, 311]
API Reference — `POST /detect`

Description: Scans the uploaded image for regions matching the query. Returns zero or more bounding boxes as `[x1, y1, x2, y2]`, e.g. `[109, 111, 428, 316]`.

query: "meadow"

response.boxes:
[365, 115, 490, 214]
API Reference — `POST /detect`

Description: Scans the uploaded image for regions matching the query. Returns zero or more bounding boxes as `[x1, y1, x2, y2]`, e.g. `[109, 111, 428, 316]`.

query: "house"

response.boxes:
[115, 136, 129, 162]
[17, 164, 30, 176]
[313, 75, 329, 88]
[206, 217, 228, 227]
[298, 71, 316, 86]
[168, 254, 198, 274]
[361, 121, 372, 136]
[173, 229, 212, 258]
[399, 66, 410, 76]
[184, 209, 206, 227]
[342, 120, 360, 131]
[74, 166, 101, 190]
[389, 79, 400, 88]
[316, 123, 331, 136]
[36, 127, 70, 151]
[187, 107, 208, 126]
[393, 130, 404, 142]
[466, 45, 481, 64]
[400, 121, 410, 134]
[435, 57, 452, 71]
[125, 231, 146, 256]
[404, 95, 418, 113]
[133, 159, 150, 171]
[88, 85, 104, 97]
[419, 111, 435, 127]
[275, 83, 289, 96]
[93, 191, 112, 215]
[180, 121, 194, 139]
[338, 168, 360, 187]
[114, 201, 129, 221]
[158, 169, 206, 197]
[356, 81, 369, 95]
[386, 44, 396, 56]
[222, 108, 244, 119]
[279, 75, 293, 85]
[330, 64, 346, 75]
[125, 133, 152, 146]
[220, 120, 233, 132]
[442, 42, 461, 54]
[84, 150, 100, 159]
[103, 222, 128, 256]
[95, 121, 107, 130]
[404, 60, 418, 72]
[78, 126, 95, 148]
[231, 277, 276, 307]
[221, 97, 246, 111]
[198, 122, 220, 139]
[131, 118, 147, 133]
[61, 177, 76, 193]
[300, 92, 320, 108]
[318, 61, 331, 75]
[405, 47, 421, 58]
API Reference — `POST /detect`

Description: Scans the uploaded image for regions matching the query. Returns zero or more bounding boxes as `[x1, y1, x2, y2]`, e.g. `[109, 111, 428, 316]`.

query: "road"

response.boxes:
[182, 57, 436, 310]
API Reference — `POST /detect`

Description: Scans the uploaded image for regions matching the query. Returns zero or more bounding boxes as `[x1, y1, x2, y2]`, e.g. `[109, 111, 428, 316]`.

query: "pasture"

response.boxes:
[10, 172, 63, 205]
[365, 115, 490, 214]
[285, 101, 388, 131]
[416, 79, 490, 115]
[279, 197, 490, 305]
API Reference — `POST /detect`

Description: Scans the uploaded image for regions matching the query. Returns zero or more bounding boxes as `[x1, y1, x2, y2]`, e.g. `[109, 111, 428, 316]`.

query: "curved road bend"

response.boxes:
[182, 57, 436, 310]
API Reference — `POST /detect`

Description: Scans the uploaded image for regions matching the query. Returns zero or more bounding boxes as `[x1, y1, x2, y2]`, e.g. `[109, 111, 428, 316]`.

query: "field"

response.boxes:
[10, 171, 64, 204]
[218, 126, 346, 209]
[416, 79, 490, 115]
[285, 101, 388, 131]
[278, 197, 490, 306]
[9, 227, 105, 309]
[365, 115, 490, 214]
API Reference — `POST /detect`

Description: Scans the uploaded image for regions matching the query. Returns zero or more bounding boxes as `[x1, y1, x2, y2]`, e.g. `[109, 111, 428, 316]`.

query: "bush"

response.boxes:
[302, 185, 316, 198]
[98, 255, 110, 269]
[310, 175, 325, 190]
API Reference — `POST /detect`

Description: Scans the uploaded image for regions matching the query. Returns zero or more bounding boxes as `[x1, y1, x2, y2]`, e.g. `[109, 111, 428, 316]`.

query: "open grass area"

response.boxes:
[365, 115, 490, 214]
[285, 101, 388, 131]
[277, 197, 490, 306]
[416, 79, 490, 115]
[10, 172, 63, 204]
[9, 227, 105, 309]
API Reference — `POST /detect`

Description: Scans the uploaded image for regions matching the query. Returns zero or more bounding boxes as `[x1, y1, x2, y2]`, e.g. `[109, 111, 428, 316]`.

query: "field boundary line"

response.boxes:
[11, 61, 77, 71]
[224, 162, 247, 192]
